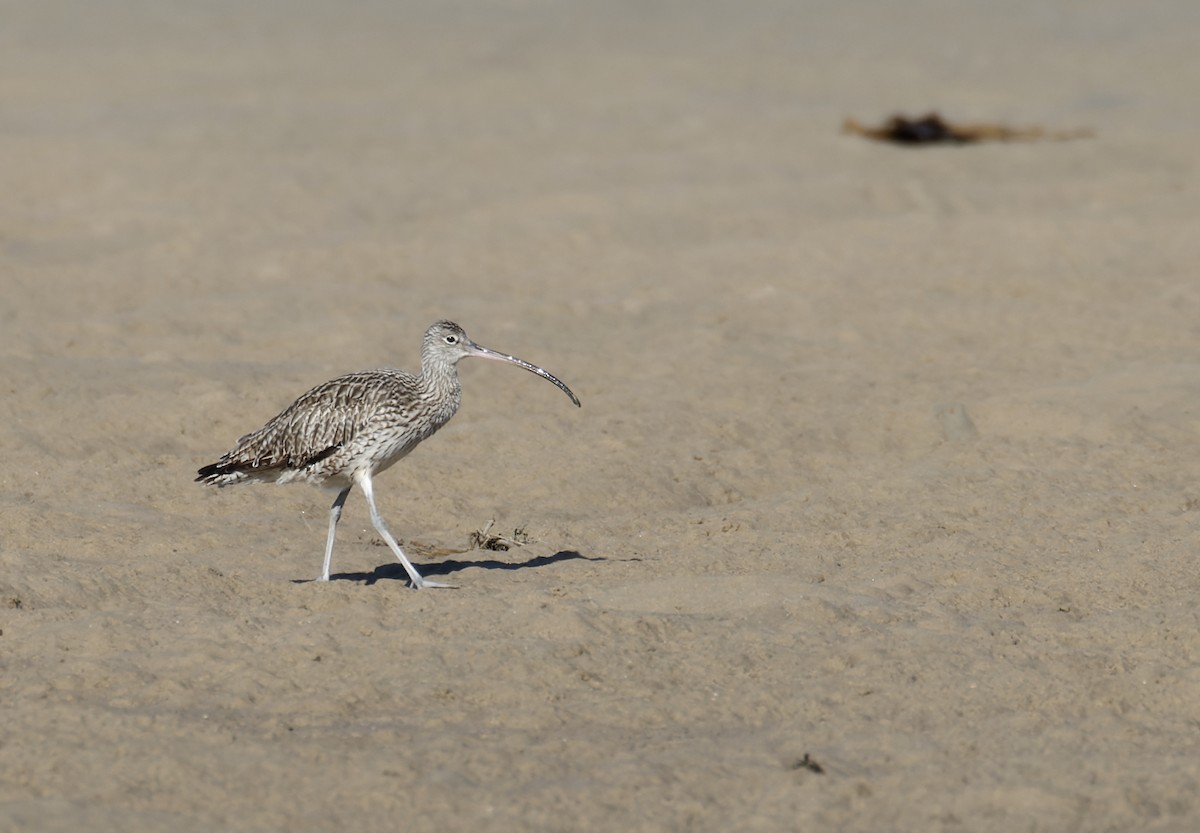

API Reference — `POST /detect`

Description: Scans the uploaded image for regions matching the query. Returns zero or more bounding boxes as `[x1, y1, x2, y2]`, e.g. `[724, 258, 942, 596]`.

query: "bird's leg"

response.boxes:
[319, 486, 352, 581]
[354, 471, 454, 589]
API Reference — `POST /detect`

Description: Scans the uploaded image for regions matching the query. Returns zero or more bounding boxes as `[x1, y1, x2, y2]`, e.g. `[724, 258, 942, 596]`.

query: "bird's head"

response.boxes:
[421, 320, 580, 407]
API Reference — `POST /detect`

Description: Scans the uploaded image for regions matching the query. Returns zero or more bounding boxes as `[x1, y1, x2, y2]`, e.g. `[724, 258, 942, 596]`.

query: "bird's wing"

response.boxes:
[215, 370, 416, 475]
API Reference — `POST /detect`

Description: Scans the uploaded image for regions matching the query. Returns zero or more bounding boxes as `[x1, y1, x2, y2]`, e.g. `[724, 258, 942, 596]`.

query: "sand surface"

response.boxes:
[3, 1, 1200, 830]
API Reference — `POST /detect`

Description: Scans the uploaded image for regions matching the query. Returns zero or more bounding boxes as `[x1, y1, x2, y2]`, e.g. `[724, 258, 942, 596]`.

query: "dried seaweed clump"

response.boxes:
[469, 519, 532, 552]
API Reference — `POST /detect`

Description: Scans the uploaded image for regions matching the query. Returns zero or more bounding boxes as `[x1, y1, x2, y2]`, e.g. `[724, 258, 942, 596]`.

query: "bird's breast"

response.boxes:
[349, 392, 459, 473]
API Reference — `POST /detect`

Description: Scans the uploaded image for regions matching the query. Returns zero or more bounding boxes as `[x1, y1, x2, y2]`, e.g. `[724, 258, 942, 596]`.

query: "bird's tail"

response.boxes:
[195, 461, 252, 487]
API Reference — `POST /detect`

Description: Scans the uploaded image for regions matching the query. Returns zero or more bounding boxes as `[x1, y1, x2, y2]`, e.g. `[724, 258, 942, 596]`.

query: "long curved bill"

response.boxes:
[467, 341, 581, 407]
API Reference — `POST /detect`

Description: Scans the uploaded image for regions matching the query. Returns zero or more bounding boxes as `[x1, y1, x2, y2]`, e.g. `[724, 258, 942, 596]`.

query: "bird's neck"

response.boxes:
[419, 353, 463, 415]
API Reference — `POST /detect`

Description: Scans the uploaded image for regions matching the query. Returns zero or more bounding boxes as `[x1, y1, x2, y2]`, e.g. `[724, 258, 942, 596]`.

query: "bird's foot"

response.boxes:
[412, 577, 457, 590]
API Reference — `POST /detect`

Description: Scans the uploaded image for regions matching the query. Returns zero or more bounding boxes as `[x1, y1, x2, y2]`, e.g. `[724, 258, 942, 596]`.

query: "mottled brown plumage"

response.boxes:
[196, 320, 579, 587]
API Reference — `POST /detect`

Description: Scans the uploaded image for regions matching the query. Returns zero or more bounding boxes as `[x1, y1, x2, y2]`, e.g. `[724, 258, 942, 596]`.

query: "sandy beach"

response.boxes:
[2, 1, 1199, 830]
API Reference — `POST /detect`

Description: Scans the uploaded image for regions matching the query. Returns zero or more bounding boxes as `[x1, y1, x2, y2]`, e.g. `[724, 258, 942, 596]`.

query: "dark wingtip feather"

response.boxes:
[196, 462, 230, 483]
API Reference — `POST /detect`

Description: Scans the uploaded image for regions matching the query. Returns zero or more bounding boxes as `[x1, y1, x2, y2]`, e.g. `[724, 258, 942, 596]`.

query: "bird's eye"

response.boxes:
[445, 335, 458, 345]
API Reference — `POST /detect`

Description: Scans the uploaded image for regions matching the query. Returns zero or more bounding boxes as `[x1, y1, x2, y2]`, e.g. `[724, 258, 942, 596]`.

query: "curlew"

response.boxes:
[196, 320, 580, 587]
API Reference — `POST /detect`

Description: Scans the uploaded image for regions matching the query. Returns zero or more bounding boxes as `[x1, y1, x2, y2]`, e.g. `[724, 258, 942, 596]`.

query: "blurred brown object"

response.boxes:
[843, 112, 1092, 144]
